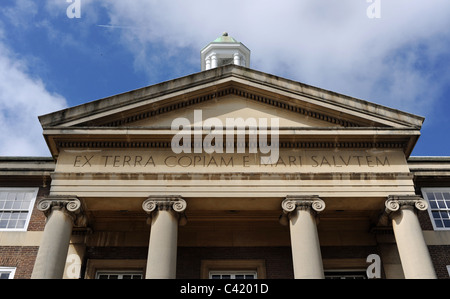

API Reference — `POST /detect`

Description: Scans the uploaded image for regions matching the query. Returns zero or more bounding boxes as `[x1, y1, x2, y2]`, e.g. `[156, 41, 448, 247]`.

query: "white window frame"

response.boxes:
[209, 270, 257, 279]
[0, 267, 16, 279]
[0, 187, 38, 232]
[324, 269, 367, 279]
[422, 188, 450, 231]
[447, 265, 450, 277]
[95, 270, 143, 279]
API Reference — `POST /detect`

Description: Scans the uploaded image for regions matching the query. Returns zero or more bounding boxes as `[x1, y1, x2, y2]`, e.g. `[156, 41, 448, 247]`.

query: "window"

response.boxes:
[0, 267, 16, 279]
[201, 260, 266, 279]
[422, 188, 450, 230]
[96, 271, 143, 279]
[0, 188, 38, 231]
[209, 271, 257, 279]
[324, 270, 367, 279]
[447, 265, 450, 277]
[85, 259, 146, 279]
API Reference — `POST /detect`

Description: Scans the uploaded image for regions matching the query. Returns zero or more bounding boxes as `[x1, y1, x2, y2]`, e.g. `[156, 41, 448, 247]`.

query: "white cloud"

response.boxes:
[0, 42, 67, 156]
[2, 0, 38, 29]
[100, 0, 450, 114]
[0, 1, 68, 156]
[1, 0, 449, 157]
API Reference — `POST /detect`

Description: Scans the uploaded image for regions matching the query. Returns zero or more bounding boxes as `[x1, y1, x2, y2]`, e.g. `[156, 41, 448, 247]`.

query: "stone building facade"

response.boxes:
[1, 34, 449, 279]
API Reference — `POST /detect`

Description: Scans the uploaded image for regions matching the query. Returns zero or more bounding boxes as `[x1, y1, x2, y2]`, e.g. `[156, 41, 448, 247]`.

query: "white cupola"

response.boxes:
[201, 32, 251, 71]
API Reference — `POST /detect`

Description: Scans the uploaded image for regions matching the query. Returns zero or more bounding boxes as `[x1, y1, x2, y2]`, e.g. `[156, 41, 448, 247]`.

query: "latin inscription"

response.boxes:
[71, 153, 390, 169]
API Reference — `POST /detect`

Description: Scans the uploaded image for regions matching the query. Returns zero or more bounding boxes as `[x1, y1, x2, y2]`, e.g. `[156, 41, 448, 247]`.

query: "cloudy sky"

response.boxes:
[0, 0, 449, 157]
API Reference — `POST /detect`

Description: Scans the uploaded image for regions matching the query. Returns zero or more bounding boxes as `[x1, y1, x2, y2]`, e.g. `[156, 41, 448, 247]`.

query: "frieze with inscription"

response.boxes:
[56, 149, 409, 174]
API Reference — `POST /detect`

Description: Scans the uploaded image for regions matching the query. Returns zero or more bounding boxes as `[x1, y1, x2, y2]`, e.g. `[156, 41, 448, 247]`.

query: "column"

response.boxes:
[205, 57, 211, 70]
[31, 196, 85, 279]
[281, 195, 325, 279]
[210, 53, 217, 68]
[233, 53, 241, 66]
[142, 196, 187, 279]
[385, 195, 437, 279]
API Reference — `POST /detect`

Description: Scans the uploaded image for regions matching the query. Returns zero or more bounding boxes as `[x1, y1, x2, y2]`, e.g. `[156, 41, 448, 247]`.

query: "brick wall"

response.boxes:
[418, 208, 434, 230]
[0, 246, 39, 279]
[0, 185, 48, 278]
[429, 245, 450, 279]
[28, 186, 49, 231]
[177, 247, 294, 279]
[84, 246, 294, 279]
[417, 208, 450, 279]
[83, 245, 382, 279]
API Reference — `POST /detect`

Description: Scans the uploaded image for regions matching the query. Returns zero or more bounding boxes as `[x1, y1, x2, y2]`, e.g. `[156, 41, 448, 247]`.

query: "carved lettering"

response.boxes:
[366, 156, 374, 167]
[340, 155, 351, 166]
[243, 155, 250, 167]
[354, 156, 363, 166]
[73, 155, 93, 167]
[332, 156, 341, 167]
[134, 156, 142, 166]
[221, 156, 233, 167]
[376, 156, 390, 166]
[68, 153, 393, 170]
[165, 156, 176, 167]
[123, 156, 131, 166]
[102, 155, 112, 166]
[276, 157, 286, 167]
[144, 157, 156, 167]
[312, 156, 319, 167]
[113, 156, 121, 167]
[321, 156, 331, 167]
[73, 156, 82, 167]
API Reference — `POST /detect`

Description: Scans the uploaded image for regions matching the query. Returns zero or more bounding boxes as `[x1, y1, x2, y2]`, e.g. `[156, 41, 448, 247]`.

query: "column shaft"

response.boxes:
[211, 53, 217, 68]
[146, 210, 179, 279]
[143, 197, 187, 279]
[282, 197, 325, 279]
[385, 196, 437, 279]
[289, 208, 324, 279]
[32, 208, 73, 279]
[391, 206, 437, 279]
[31, 197, 83, 279]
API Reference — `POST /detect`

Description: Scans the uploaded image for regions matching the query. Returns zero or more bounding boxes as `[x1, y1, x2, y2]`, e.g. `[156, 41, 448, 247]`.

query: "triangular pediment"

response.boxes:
[123, 95, 340, 128]
[39, 65, 424, 130]
[39, 65, 424, 157]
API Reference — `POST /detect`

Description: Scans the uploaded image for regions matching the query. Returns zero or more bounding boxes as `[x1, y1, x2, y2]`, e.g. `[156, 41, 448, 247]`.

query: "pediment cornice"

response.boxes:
[39, 65, 424, 130]
[39, 65, 424, 158]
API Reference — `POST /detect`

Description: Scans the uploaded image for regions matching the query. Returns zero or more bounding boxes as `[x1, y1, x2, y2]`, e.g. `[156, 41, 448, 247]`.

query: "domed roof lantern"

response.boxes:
[200, 32, 251, 71]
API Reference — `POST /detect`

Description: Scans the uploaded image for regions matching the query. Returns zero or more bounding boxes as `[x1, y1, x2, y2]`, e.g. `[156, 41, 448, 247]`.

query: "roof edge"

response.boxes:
[38, 65, 425, 129]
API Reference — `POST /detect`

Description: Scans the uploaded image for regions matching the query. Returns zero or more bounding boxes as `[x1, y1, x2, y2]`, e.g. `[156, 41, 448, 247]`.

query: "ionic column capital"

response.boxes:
[385, 195, 428, 214]
[377, 195, 428, 226]
[142, 196, 187, 225]
[37, 196, 86, 227]
[282, 195, 326, 214]
[280, 195, 325, 226]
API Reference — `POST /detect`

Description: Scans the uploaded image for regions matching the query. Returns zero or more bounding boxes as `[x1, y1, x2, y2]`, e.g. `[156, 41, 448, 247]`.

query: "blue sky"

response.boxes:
[0, 0, 449, 157]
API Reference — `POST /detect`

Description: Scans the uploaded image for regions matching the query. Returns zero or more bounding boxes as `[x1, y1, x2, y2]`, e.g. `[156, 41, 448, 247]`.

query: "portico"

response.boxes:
[30, 34, 436, 279]
[31, 191, 436, 279]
